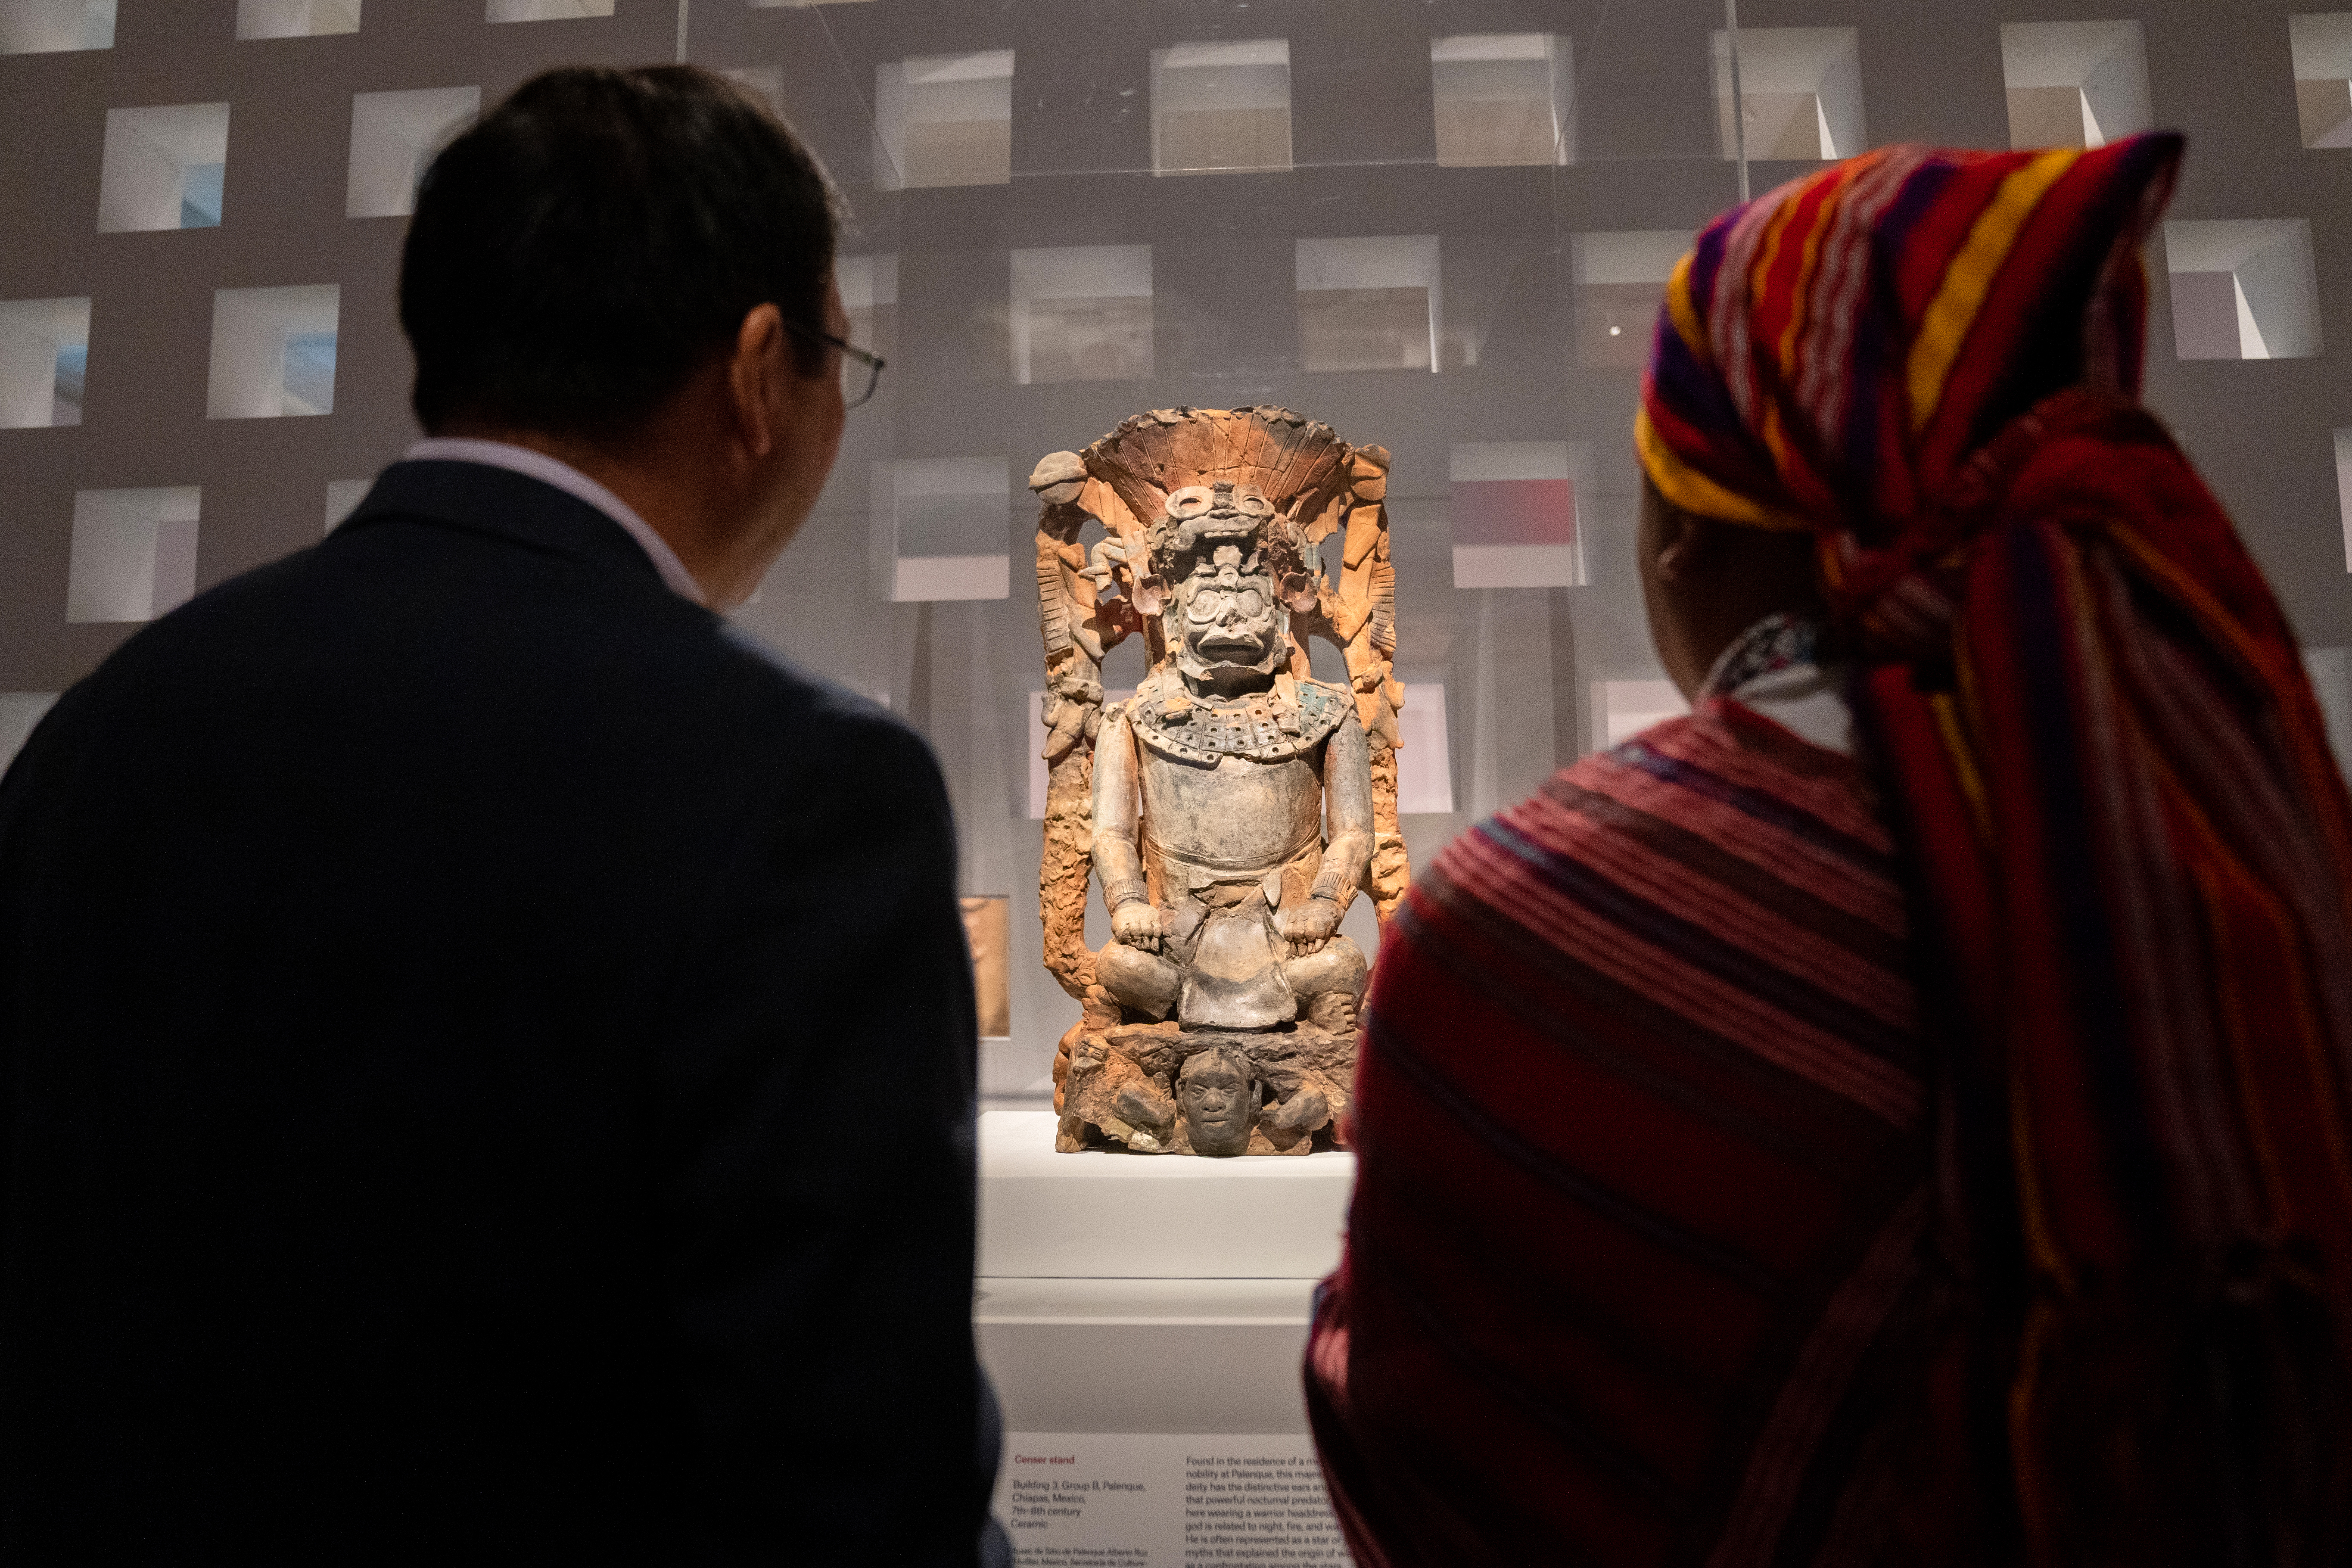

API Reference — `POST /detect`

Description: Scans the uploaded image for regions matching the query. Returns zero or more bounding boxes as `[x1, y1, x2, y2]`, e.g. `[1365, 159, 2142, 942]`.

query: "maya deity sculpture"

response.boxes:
[1030, 406, 1409, 1155]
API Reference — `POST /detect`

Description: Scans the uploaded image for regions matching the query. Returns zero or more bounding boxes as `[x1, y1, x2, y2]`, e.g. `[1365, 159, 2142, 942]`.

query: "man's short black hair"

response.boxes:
[400, 65, 840, 438]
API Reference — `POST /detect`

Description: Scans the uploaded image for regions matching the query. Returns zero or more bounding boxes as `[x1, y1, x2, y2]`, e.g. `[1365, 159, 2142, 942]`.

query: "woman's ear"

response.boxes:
[1650, 502, 1708, 588]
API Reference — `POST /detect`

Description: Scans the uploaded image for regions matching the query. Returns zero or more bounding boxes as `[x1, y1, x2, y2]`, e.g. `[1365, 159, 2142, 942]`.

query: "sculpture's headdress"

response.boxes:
[1039, 406, 1356, 617]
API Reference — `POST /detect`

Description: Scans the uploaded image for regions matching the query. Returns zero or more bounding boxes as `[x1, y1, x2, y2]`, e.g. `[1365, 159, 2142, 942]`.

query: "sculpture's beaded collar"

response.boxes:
[1120, 670, 1353, 765]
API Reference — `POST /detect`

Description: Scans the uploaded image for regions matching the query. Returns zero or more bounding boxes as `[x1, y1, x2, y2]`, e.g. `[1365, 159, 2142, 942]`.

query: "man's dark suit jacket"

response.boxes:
[0, 461, 995, 1563]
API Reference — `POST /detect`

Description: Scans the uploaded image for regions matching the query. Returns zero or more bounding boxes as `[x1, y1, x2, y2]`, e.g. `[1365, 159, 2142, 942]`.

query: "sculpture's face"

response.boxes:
[1161, 483, 1286, 691]
[1178, 1049, 1255, 1157]
[1178, 544, 1282, 671]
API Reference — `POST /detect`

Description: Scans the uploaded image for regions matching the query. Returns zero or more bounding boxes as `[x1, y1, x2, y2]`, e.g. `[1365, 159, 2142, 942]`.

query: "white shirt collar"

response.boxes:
[402, 437, 707, 607]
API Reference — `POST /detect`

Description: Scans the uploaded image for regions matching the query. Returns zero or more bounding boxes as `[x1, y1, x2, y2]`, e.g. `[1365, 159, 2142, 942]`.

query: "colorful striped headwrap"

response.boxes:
[1641, 135, 2352, 1562]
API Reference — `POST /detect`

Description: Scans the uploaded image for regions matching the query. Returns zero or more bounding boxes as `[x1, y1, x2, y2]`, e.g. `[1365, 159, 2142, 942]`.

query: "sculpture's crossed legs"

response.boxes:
[1096, 929, 1366, 1030]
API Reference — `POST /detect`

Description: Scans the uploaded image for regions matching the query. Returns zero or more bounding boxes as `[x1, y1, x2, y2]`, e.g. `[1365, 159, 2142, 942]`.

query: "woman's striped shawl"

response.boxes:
[1307, 697, 1964, 1567]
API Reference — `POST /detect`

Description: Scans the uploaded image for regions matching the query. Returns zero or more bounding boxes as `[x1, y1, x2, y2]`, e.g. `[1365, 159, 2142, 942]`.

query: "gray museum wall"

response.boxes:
[4, 0, 2349, 1097]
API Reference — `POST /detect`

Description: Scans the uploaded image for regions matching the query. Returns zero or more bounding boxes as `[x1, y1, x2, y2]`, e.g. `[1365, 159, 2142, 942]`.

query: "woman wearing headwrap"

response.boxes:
[1306, 133, 2352, 1566]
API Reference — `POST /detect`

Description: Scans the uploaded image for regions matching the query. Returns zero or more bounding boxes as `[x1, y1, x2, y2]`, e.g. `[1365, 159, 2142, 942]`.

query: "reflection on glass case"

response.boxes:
[1011, 247, 1153, 385]
[877, 50, 1013, 189]
[4, 0, 2349, 1101]
[1711, 26, 1864, 162]
[1431, 32, 1573, 168]
[1151, 40, 1291, 175]
[2293, 13, 2352, 148]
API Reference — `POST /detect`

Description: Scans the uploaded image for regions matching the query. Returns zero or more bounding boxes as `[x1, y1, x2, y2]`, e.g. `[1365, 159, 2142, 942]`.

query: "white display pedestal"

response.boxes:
[974, 1110, 1355, 1436]
[978, 1109, 1354, 1278]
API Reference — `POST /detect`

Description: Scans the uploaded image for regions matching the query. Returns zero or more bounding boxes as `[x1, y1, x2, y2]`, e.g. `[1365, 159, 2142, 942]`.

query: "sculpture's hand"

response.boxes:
[1114, 1078, 1176, 1131]
[1112, 899, 1167, 952]
[1270, 1087, 1331, 1134]
[1276, 896, 1341, 956]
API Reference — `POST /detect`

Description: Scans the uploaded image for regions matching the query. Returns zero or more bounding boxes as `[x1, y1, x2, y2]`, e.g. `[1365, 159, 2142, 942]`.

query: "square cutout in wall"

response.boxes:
[1, 0, 113, 53]
[0, 297, 90, 428]
[1011, 246, 1151, 384]
[1297, 237, 1439, 373]
[208, 285, 340, 418]
[325, 478, 369, 531]
[236, 0, 358, 37]
[838, 254, 898, 403]
[2000, 22, 2151, 149]
[485, 0, 611, 20]
[1397, 684, 1453, 814]
[98, 104, 230, 233]
[1711, 28, 1863, 162]
[876, 51, 1013, 190]
[1432, 34, 1572, 167]
[2333, 428, 2352, 571]
[346, 87, 479, 218]
[872, 457, 1010, 602]
[1152, 40, 1291, 175]
[2165, 220, 2321, 361]
[1571, 231, 1688, 369]
[1598, 680, 1688, 748]
[67, 486, 200, 623]
[2292, 15, 2352, 147]
[2309, 648, 2352, 778]
[960, 896, 1011, 1039]
[0, 693, 60, 774]
[1450, 443, 1587, 589]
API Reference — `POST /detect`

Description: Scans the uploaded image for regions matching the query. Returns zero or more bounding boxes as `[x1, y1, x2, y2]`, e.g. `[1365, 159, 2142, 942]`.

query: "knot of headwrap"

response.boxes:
[1640, 136, 2352, 1562]
[1816, 384, 2133, 665]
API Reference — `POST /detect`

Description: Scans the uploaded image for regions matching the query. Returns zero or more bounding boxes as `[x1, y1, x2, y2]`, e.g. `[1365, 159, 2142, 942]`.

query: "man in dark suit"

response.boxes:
[0, 67, 1002, 1564]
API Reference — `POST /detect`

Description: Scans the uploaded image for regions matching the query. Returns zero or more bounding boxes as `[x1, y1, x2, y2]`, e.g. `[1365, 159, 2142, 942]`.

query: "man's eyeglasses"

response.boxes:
[788, 321, 886, 409]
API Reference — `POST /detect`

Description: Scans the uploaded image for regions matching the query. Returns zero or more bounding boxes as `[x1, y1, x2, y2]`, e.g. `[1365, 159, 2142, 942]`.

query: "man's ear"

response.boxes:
[726, 302, 786, 463]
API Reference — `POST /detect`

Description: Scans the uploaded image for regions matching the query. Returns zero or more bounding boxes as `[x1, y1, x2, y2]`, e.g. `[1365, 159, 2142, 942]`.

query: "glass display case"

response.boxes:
[6, 0, 2352, 1556]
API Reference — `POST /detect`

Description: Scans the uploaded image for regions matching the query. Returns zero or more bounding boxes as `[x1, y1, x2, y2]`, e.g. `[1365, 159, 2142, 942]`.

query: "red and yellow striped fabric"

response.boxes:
[1635, 139, 2172, 552]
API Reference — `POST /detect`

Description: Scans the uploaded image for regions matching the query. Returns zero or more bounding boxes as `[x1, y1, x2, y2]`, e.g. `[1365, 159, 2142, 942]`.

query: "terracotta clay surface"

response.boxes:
[1030, 406, 1409, 1156]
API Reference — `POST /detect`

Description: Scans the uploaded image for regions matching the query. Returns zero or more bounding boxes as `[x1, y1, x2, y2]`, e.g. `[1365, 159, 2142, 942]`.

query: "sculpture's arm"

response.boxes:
[1314, 707, 1376, 905]
[1275, 709, 1374, 957]
[1090, 710, 1164, 950]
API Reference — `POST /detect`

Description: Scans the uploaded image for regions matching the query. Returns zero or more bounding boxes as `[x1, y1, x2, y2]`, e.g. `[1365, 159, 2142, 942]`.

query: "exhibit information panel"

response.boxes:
[994, 1434, 1351, 1565]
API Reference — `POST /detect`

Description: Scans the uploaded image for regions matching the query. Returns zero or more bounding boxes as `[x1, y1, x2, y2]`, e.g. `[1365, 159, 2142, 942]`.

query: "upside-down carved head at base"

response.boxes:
[1177, 1045, 1258, 1157]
